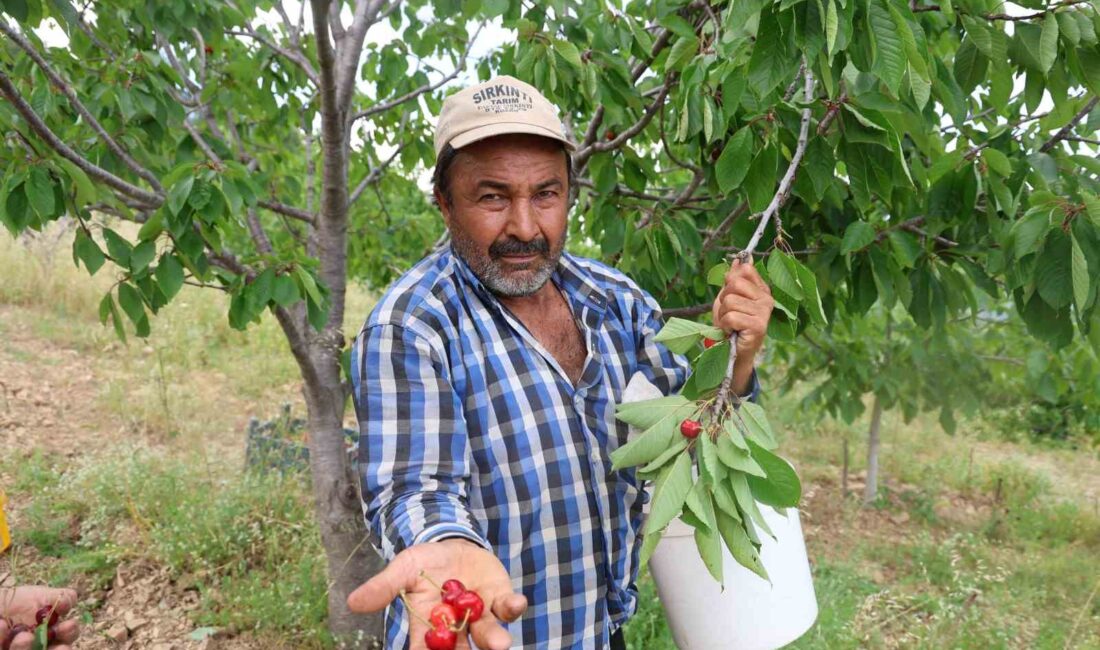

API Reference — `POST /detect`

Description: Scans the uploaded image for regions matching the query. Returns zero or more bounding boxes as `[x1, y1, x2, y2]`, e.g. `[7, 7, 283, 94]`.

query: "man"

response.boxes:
[347, 75, 773, 650]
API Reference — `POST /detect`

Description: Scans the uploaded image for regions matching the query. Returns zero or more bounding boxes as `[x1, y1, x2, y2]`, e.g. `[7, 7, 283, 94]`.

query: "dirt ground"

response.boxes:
[0, 309, 266, 649]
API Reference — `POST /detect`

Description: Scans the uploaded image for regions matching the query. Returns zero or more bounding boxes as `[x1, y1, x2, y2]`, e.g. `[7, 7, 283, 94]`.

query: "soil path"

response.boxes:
[0, 306, 268, 649]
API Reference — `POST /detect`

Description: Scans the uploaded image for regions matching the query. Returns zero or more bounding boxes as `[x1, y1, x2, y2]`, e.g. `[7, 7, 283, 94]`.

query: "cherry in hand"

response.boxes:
[424, 625, 458, 650]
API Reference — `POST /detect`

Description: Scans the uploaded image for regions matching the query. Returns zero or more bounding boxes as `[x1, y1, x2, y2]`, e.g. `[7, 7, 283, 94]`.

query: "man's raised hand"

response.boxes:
[347, 539, 527, 650]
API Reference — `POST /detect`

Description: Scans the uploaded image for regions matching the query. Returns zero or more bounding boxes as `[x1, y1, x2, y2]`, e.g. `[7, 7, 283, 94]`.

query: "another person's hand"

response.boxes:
[0, 586, 80, 650]
[348, 539, 527, 650]
[711, 257, 774, 395]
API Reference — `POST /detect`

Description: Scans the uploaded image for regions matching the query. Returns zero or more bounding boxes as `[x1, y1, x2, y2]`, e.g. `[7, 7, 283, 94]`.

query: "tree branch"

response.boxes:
[817, 91, 848, 135]
[701, 202, 749, 253]
[1039, 96, 1098, 153]
[225, 28, 320, 85]
[258, 199, 316, 224]
[1, 22, 165, 195]
[575, 77, 672, 168]
[0, 70, 162, 207]
[348, 139, 408, 207]
[714, 63, 815, 416]
[336, 0, 388, 112]
[578, 28, 674, 155]
[910, 0, 1087, 19]
[352, 23, 482, 124]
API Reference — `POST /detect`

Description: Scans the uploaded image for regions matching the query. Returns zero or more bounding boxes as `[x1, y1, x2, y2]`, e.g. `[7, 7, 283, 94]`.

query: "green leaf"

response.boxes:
[716, 434, 767, 477]
[646, 452, 693, 534]
[693, 340, 731, 390]
[716, 509, 767, 580]
[1010, 210, 1051, 260]
[745, 440, 802, 507]
[747, 11, 789, 96]
[57, 158, 96, 205]
[1036, 229, 1073, 309]
[707, 262, 730, 287]
[26, 167, 56, 218]
[744, 146, 777, 213]
[130, 239, 156, 274]
[155, 255, 185, 300]
[724, 416, 750, 451]
[792, 259, 827, 325]
[73, 229, 105, 275]
[1039, 14, 1059, 73]
[693, 493, 724, 583]
[982, 148, 1013, 177]
[272, 274, 301, 307]
[2, 0, 29, 21]
[552, 39, 583, 71]
[841, 221, 876, 254]
[699, 429, 724, 485]
[763, 256, 800, 309]
[867, 0, 905, 94]
[825, 0, 838, 57]
[842, 104, 886, 131]
[1071, 232, 1091, 312]
[730, 472, 774, 538]
[685, 480, 715, 531]
[167, 175, 195, 216]
[953, 39, 989, 94]
[102, 228, 132, 266]
[116, 282, 146, 326]
[1081, 193, 1100, 228]
[639, 437, 689, 474]
[616, 395, 692, 429]
[99, 293, 126, 342]
[666, 34, 699, 71]
[716, 128, 753, 195]
[654, 318, 725, 354]
[737, 402, 777, 449]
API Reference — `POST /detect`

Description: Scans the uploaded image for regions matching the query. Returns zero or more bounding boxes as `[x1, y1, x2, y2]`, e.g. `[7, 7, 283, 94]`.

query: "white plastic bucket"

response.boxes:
[647, 507, 818, 650]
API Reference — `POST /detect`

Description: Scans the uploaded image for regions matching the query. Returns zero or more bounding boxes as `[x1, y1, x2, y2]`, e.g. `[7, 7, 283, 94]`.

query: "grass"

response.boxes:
[3, 227, 1100, 648]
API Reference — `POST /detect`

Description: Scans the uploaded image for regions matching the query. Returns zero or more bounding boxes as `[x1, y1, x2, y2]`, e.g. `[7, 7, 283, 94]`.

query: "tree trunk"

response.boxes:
[301, 359, 385, 648]
[276, 307, 384, 647]
[863, 394, 883, 506]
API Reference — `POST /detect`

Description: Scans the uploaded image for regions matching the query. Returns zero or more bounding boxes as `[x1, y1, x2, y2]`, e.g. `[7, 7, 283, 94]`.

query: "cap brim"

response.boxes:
[447, 122, 576, 154]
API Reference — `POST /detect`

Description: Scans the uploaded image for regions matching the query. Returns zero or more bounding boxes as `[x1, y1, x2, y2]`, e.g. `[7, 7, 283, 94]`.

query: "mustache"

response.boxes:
[489, 237, 550, 258]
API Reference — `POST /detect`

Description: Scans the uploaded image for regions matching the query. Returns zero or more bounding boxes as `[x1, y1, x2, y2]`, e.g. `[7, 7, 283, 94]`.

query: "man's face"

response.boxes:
[437, 134, 569, 297]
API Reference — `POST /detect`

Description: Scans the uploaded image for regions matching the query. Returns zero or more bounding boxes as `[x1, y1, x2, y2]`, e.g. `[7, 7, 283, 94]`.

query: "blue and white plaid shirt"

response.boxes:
[351, 245, 756, 649]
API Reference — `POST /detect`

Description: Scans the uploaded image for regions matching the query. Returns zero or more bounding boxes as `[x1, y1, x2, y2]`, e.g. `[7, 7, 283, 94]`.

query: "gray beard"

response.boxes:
[450, 230, 566, 298]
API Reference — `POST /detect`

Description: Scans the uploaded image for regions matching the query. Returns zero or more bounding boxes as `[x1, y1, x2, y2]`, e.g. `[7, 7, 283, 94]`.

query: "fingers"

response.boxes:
[716, 310, 758, 334]
[492, 592, 527, 623]
[347, 552, 419, 614]
[468, 609, 514, 650]
[10, 629, 34, 650]
[50, 589, 78, 615]
[51, 619, 80, 645]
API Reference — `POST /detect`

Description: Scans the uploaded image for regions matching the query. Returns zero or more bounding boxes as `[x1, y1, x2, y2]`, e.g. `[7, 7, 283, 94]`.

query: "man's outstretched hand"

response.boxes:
[348, 539, 527, 650]
[0, 586, 80, 650]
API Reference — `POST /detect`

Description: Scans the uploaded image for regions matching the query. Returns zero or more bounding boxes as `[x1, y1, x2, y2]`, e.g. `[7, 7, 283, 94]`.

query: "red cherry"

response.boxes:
[703, 337, 719, 349]
[204, 45, 214, 55]
[440, 579, 465, 605]
[605, 130, 616, 141]
[424, 625, 458, 650]
[429, 602, 459, 629]
[680, 419, 702, 439]
[453, 590, 484, 624]
[35, 606, 60, 627]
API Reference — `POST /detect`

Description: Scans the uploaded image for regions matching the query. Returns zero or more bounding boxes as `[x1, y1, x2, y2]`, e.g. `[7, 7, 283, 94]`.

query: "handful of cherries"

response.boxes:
[2, 605, 62, 650]
[404, 576, 485, 650]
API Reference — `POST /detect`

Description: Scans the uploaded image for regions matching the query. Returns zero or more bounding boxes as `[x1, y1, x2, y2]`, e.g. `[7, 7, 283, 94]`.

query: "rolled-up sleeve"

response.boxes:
[350, 323, 490, 559]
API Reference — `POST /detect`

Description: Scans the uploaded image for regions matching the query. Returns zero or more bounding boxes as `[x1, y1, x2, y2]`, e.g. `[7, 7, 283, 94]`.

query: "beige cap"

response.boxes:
[434, 75, 575, 157]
